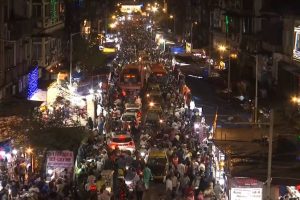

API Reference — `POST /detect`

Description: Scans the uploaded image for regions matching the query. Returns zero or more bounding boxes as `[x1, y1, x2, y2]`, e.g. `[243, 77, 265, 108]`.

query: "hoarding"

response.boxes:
[293, 26, 300, 61]
[120, 5, 142, 13]
[230, 188, 262, 200]
[46, 150, 74, 169]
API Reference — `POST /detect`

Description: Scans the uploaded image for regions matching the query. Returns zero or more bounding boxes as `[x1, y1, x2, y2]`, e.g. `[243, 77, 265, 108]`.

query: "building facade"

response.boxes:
[260, 0, 300, 99]
[0, 0, 65, 100]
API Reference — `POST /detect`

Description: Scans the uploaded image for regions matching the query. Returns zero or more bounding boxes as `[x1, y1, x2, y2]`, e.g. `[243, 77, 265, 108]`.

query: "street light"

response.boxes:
[191, 22, 198, 51]
[169, 15, 176, 34]
[151, 6, 158, 13]
[70, 32, 81, 86]
[218, 45, 232, 100]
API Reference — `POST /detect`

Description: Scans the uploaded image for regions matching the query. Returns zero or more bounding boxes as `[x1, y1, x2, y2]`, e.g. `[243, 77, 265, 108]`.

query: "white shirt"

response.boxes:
[177, 163, 185, 176]
[166, 179, 173, 191]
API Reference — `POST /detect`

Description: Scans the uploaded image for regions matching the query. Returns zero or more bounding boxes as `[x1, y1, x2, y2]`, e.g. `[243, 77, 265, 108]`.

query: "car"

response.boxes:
[146, 150, 169, 181]
[143, 107, 163, 125]
[145, 91, 163, 109]
[107, 134, 135, 152]
[147, 83, 160, 92]
[125, 103, 142, 116]
[121, 112, 140, 130]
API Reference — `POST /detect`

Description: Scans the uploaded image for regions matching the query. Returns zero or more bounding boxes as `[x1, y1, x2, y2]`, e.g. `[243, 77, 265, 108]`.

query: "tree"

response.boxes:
[73, 35, 107, 73]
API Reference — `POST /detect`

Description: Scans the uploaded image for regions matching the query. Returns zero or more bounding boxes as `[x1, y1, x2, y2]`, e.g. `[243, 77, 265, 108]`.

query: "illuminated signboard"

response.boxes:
[231, 188, 262, 200]
[293, 26, 300, 61]
[120, 5, 143, 13]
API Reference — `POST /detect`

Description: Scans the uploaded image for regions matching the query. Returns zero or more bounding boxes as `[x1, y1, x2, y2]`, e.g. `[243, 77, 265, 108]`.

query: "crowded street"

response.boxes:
[70, 11, 226, 200]
[1, 1, 300, 200]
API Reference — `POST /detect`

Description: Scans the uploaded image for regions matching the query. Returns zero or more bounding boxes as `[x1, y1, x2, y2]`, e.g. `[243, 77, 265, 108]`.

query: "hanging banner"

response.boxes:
[46, 150, 74, 169]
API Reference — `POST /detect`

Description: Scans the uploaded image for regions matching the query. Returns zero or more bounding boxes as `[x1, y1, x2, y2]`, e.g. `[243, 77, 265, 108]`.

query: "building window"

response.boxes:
[242, 17, 253, 34]
[293, 26, 300, 61]
[32, 5, 42, 18]
[45, 4, 50, 17]
[32, 43, 42, 61]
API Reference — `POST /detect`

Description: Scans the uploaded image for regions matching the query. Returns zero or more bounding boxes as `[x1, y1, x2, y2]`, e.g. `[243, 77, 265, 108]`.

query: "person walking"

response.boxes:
[165, 175, 173, 200]
[135, 177, 145, 200]
[143, 165, 153, 191]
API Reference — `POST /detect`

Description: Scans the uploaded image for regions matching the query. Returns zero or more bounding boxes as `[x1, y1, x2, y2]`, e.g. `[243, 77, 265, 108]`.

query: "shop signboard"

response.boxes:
[46, 150, 74, 169]
[231, 187, 262, 200]
[229, 177, 263, 200]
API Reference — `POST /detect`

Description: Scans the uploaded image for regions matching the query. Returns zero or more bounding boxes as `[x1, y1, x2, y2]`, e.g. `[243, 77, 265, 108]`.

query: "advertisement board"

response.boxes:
[46, 150, 74, 169]
[230, 188, 262, 200]
[121, 5, 142, 13]
[293, 25, 300, 61]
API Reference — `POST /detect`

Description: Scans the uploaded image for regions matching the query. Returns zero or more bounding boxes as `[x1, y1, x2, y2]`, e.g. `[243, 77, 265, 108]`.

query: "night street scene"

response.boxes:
[1, 0, 300, 199]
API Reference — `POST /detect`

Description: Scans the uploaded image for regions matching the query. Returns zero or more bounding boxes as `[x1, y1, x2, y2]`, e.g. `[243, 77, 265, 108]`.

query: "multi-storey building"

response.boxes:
[261, 0, 300, 99]
[0, 0, 65, 100]
[30, 0, 65, 70]
[209, 0, 271, 94]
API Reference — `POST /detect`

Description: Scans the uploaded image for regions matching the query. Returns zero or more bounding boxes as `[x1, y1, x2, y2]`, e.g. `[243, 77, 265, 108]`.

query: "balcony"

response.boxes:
[8, 19, 34, 40]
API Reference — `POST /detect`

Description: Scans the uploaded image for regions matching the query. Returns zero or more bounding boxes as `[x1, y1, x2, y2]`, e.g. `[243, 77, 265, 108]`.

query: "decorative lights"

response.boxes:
[27, 66, 38, 99]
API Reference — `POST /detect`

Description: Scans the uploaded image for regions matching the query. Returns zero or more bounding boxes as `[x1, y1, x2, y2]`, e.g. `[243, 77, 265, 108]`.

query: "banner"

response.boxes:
[46, 150, 74, 169]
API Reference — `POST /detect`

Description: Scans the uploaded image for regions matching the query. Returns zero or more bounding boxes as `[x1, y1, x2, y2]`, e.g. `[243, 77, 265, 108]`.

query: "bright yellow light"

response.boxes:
[291, 96, 300, 104]
[26, 148, 33, 154]
[103, 47, 116, 53]
[230, 53, 238, 59]
[169, 15, 174, 19]
[112, 15, 116, 20]
[151, 6, 158, 13]
[109, 23, 117, 29]
[163, 8, 166, 13]
[149, 102, 154, 107]
[218, 45, 227, 52]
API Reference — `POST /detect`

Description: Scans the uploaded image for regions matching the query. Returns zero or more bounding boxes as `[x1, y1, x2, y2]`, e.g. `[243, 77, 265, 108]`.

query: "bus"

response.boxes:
[119, 63, 146, 91]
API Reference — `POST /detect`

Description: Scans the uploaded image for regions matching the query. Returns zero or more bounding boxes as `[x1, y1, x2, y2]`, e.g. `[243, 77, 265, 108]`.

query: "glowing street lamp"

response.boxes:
[291, 96, 300, 104]
[149, 102, 154, 107]
[109, 23, 117, 29]
[218, 45, 227, 52]
[169, 15, 176, 34]
[112, 15, 116, 20]
[151, 6, 158, 13]
[218, 44, 232, 97]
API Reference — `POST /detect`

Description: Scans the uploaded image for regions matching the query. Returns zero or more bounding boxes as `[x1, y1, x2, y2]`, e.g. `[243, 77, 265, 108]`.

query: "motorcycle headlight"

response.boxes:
[140, 152, 145, 157]
[194, 123, 200, 129]
[125, 180, 132, 185]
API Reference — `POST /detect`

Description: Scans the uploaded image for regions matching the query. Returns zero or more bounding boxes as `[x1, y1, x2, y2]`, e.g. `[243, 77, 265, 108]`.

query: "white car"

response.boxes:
[125, 103, 141, 112]
[121, 112, 138, 123]
[107, 134, 135, 152]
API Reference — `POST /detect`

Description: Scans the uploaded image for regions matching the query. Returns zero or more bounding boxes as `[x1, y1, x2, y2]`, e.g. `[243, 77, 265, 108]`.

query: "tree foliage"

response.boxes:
[73, 36, 107, 73]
